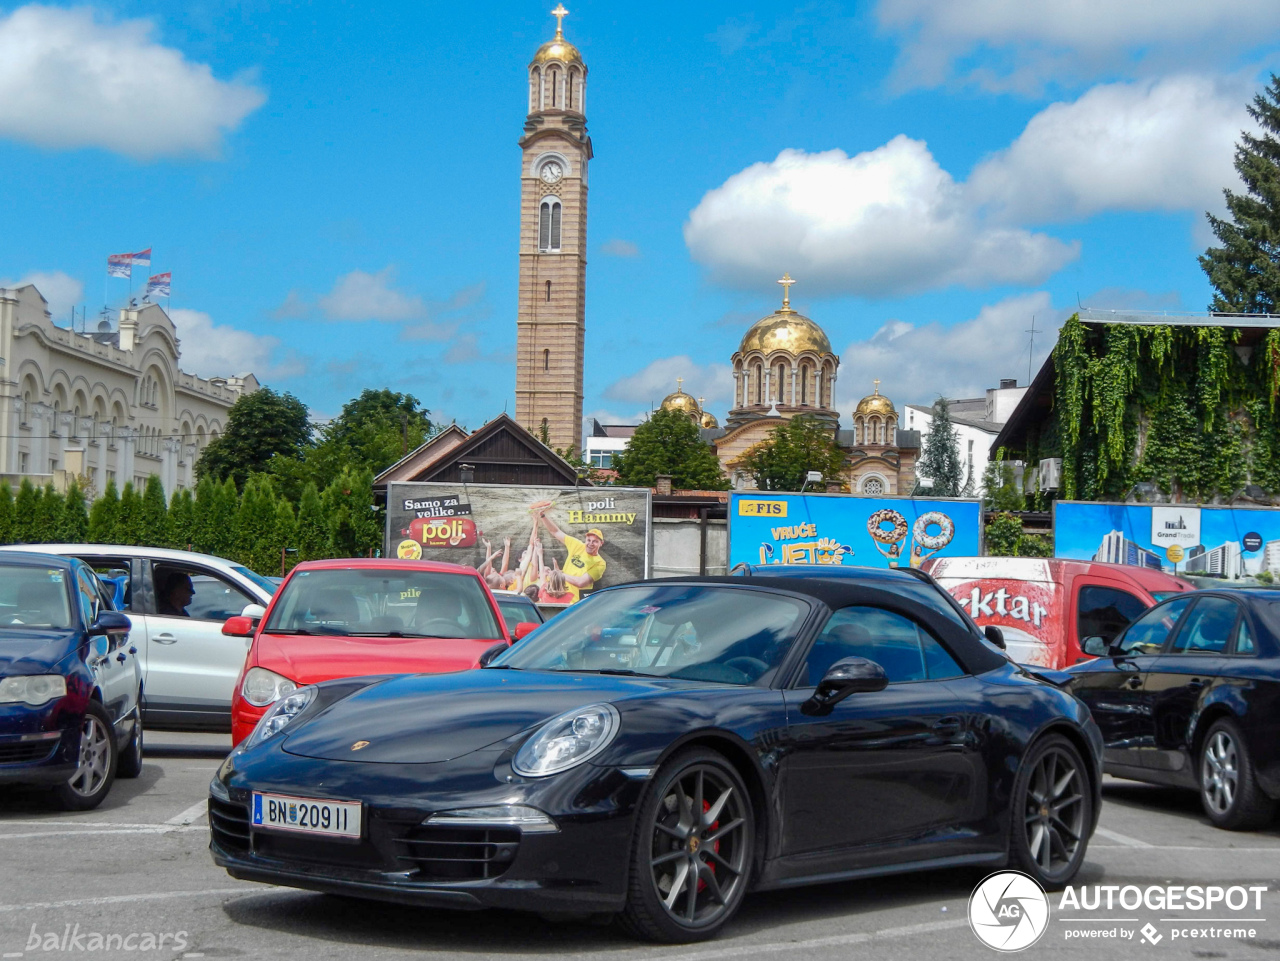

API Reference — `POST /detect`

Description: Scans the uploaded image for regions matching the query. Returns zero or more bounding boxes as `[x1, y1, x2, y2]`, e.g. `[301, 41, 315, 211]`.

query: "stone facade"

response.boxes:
[514, 17, 591, 452]
[0, 283, 257, 496]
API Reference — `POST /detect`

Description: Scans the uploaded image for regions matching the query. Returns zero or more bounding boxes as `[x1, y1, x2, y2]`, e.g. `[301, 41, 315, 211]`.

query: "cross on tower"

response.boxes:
[777, 272, 796, 311]
[676, 377, 684, 394]
[551, 4, 569, 36]
[873, 378, 881, 395]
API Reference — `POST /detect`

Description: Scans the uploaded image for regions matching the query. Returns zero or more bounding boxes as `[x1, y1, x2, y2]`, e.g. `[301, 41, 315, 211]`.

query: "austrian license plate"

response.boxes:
[251, 792, 362, 838]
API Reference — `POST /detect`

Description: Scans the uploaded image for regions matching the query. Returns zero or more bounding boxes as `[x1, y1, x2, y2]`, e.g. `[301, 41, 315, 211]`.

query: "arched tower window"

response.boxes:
[538, 199, 562, 251]
[545, 280, 552, 302]
[800, 366, 809, 406]
[753, 363, 763, 405]
[549, 67, 559, 106]
[543, 348, 550, 371]
[775, 363, 786, 404]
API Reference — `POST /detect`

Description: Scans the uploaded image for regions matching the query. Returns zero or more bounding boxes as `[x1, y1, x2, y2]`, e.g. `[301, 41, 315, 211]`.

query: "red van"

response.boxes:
[921, 557, 1194, 669]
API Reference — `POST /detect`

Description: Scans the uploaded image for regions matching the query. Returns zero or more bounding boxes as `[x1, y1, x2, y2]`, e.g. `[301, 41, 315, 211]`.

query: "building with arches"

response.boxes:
[0, 283, 257, 496]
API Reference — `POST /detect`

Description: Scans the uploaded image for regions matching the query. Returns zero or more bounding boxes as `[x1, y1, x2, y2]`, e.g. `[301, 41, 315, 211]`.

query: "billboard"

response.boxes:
[387, 483, 652, 606]
[728, 493, 983, 570]
[1054, 501, 1280, 580]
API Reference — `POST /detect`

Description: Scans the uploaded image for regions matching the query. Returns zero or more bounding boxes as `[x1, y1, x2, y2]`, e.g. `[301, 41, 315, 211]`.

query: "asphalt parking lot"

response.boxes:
[2, 733, 1279, 961]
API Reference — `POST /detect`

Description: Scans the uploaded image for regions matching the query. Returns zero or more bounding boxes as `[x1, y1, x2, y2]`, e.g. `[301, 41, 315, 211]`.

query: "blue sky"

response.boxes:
[2, 1, 1279, 436]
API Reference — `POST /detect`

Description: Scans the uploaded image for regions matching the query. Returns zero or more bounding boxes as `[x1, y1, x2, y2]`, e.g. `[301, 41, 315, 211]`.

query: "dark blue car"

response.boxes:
[0, 552, 142, 810]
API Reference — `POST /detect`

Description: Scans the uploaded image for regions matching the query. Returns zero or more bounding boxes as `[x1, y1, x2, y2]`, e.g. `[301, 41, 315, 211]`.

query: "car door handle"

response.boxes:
[933, 716, 962, 733]
[153, 634, 177, 644]
[1187, 678, 1206, 691]
[128, 647, 137, 655]
[1123, 676, 1143, 690]
[116, 652, 127, 662]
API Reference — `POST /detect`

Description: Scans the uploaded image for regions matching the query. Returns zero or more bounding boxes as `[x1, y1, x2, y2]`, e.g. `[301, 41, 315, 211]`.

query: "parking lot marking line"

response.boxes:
[166, 800, 210, 826]
[645, 917, 969, 961]
[0, 887, 270, 913]
[0, 826, 206, 840]
[0, 820, 179, 828]
[1090, 844, 1280, 852]
[1094, 826, 1155, 847]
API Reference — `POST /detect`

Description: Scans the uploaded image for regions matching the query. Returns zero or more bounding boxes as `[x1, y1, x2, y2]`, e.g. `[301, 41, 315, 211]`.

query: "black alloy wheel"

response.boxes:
[1199, 717, 1275, 831]
[619, 748, 754, 943]
[1009, 734, 1091, 888]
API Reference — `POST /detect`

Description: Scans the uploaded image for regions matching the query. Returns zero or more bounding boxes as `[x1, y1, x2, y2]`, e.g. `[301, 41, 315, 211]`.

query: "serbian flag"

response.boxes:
[107, 253, 132, 278]
[146, 272, 171, 298]
[131, 248, 152, 267]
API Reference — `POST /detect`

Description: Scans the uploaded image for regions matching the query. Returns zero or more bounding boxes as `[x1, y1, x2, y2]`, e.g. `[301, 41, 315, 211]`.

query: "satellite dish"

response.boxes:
[98, 320, 111, 332]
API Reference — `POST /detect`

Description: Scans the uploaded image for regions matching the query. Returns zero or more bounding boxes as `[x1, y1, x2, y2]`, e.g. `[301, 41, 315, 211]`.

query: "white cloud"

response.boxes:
[0, 269, 83, 320]
[0, 5, 264, 159]
[318, 267, 426, 322]
[970, 76, 1249, 223]
[834, 293, 1066, 410]
[601, 239, 640, 257]
[684, 138, 1078, 298]
[604, 355, 735, 411]
[170, 308, 304, 380]
[877, 0, 1280, 91]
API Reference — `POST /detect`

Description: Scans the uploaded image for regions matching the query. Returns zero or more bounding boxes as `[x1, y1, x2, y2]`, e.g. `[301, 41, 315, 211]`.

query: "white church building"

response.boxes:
[0, 283, 256, 496]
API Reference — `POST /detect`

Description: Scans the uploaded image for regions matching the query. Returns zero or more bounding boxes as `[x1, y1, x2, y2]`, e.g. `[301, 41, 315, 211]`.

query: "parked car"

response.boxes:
[225, 559, 538, 745]
[490, 589, 545, 636]
[0, 545, 277, 730]
[922, 556, 1194, 668]
[0, 552, 141, 809]
[210, 572, 1102, 942]
[1067, 588, 1280, 830]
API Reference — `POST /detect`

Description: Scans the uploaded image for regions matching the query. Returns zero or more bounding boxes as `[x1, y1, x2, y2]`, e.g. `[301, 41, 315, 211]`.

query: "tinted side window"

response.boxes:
[1234, 618, 1256, 655]
[1171, 596, 1239, 654]
[74, 569, 99, 627]
[76, 557, 132, 611]
[153, 563, 252, 622]
[806, 606, 964, 685]
[1077, 586, 1147, 647]
[1119, 596, 1193, 654]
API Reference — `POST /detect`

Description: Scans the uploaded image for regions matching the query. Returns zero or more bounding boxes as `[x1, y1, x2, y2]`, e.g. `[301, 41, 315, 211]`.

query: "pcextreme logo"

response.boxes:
[969, 871, 1050, 952]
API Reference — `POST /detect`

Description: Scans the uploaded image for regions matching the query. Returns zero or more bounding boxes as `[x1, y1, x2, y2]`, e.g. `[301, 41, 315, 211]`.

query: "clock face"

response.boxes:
[540, 161, 563, 184]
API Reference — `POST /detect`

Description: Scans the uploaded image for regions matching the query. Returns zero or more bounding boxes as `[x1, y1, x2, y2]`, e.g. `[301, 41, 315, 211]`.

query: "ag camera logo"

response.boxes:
[969, 871, 1050, 952]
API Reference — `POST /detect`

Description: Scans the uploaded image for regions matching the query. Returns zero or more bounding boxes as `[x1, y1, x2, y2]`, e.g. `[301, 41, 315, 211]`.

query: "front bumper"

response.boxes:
[209, 744, 647, 913]
[0, 702, 79, 785]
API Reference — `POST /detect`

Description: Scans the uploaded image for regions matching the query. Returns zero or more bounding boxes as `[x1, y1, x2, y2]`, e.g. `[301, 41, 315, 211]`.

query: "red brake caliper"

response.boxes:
[697, 799, 720, 892]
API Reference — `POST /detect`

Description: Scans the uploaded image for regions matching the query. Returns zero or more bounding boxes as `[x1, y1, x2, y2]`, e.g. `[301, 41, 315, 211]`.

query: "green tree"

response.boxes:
[190, 476, 218, 553]
[88, 480, 120, 543]
[273, 498, 298, 576]
[59, 482, 90, 543]
[612, 407, 729, 490]
[139, 475, 169, 547]
[211, 478, 241, 558]
[168, 489, 196, 550]
[34, 484, 63, 543]
[985, 513, 1023, 556]
[323, 466, 378, 557]
[981, 454, 1026, 511]
[1200, 75, 1280, 312]
[737, 416, 847, 491]
[116, 482, 141, 546]
[13, 480, 38, 543]
[235, 475, 279, 573]
[195, 387, 312, 489]
[918, 397, 963, 496]
[0, 483, 14, 544]
[294, 482, 329, 561]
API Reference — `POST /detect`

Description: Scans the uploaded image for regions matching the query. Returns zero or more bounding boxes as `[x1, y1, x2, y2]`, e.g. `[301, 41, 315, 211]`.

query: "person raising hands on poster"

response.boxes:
[536, 510, 606, 602]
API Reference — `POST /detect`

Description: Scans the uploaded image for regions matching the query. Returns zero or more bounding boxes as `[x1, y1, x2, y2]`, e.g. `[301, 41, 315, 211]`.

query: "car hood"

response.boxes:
[254, 631, 504, 685]
[0, 629, 75, 674]
[281, 668, 676, 764]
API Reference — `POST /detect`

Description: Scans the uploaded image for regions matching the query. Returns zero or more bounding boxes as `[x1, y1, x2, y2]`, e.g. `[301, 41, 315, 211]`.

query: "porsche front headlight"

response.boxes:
[513, 702, 620, 777]
[243, 686, 316, 750]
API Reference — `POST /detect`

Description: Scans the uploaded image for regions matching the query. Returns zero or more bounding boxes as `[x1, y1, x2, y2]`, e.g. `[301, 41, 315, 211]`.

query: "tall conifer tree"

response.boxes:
[14, 480, 39, 543]
[88, 480, 120, 543]
[918, 398, 963, 497]
[294, 482, 328, 561]
[140, 475, 169, 547]
[116, 482, 141, 546]
[59, 482, 90, 543]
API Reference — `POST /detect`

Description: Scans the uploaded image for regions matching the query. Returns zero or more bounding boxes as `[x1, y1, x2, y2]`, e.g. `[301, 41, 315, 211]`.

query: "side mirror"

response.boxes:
[240, 603, 267, 621]
[222, 616, 255, 638]
[513, 621, 540, 641]
[984, 625, 1006, 650]
[801, 656, 888, 716]
[1081, 636, 1111, 657]
[478, 643, 508, 667]
[89, 611, 131, 635]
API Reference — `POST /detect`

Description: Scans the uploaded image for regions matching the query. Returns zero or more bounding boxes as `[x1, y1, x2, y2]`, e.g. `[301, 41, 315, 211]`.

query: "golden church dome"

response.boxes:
[660, 387, 700, 416]
[737, 273, 832, 356]
[700, 410, 719, 429]
[532, 6, 583, 64]
[855, 381, 895, 416]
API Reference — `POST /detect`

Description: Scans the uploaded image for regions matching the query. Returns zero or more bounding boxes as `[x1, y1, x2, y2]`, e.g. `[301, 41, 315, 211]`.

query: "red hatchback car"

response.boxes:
[224, 559, 538, 745]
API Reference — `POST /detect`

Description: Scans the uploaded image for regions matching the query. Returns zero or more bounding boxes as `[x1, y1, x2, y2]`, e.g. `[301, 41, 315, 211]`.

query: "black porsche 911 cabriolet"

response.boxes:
[209, 572, 1103, 942]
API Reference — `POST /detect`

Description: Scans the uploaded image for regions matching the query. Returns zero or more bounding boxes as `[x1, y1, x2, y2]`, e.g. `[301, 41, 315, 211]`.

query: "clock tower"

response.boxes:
[515, 5, 592, 453]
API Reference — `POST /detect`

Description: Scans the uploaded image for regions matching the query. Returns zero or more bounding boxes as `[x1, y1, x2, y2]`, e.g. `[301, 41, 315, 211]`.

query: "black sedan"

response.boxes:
[210, 573, 1102, 942]
[0, 552, 140, 809]
[1069, 588, 1280, 830]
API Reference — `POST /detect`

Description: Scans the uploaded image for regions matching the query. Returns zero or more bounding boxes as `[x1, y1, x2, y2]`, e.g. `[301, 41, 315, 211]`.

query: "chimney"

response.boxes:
[118, 308, 138, 351]
[655, 474, 673, 495]
[1000, 378, 1017, 389]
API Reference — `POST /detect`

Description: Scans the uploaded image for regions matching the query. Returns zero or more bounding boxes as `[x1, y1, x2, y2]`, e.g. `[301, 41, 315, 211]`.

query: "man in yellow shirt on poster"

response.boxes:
[537, 512, 606, 602]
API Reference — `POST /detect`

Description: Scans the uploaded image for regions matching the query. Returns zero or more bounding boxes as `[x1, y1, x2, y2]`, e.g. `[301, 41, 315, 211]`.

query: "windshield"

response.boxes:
[491, 584, 810, 685]
[264, 568, 503, 640]
[0, 566, 74, 631]
[232, 566, 279, 597]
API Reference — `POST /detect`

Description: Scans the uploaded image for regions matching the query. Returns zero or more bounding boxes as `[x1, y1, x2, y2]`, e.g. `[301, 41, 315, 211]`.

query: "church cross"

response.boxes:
[676, 377, 684, 393]
[873, 378, 880, 395]
[551, 4, 569, 35]
[777, 272, 796, 310]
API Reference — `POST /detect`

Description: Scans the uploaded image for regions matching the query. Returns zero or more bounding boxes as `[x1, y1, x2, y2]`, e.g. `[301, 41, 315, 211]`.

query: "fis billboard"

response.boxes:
[728, 492, 982, 570]
[387, 483, 652, 606]
[1054, 501, 1280, 580]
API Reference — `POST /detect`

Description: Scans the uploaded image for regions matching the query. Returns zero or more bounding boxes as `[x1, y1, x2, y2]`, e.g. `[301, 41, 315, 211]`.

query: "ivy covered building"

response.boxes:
[994, 308, 1280, 505]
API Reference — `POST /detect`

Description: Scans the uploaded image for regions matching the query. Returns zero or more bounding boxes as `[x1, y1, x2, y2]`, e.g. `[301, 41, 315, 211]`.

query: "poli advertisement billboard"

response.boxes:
[387, 483, 651, 606]
[728, 493, 982, 570]
[1054, 501, 1280, 580]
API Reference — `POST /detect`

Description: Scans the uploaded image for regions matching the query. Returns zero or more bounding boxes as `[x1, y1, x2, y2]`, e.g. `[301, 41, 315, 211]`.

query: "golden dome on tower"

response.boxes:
[659, 383, 700, 416]
[700, 410, 720, 429]
[737, 273, 832, 356]
[855, 380, 895, 416]
[532, 5, 583, 64]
